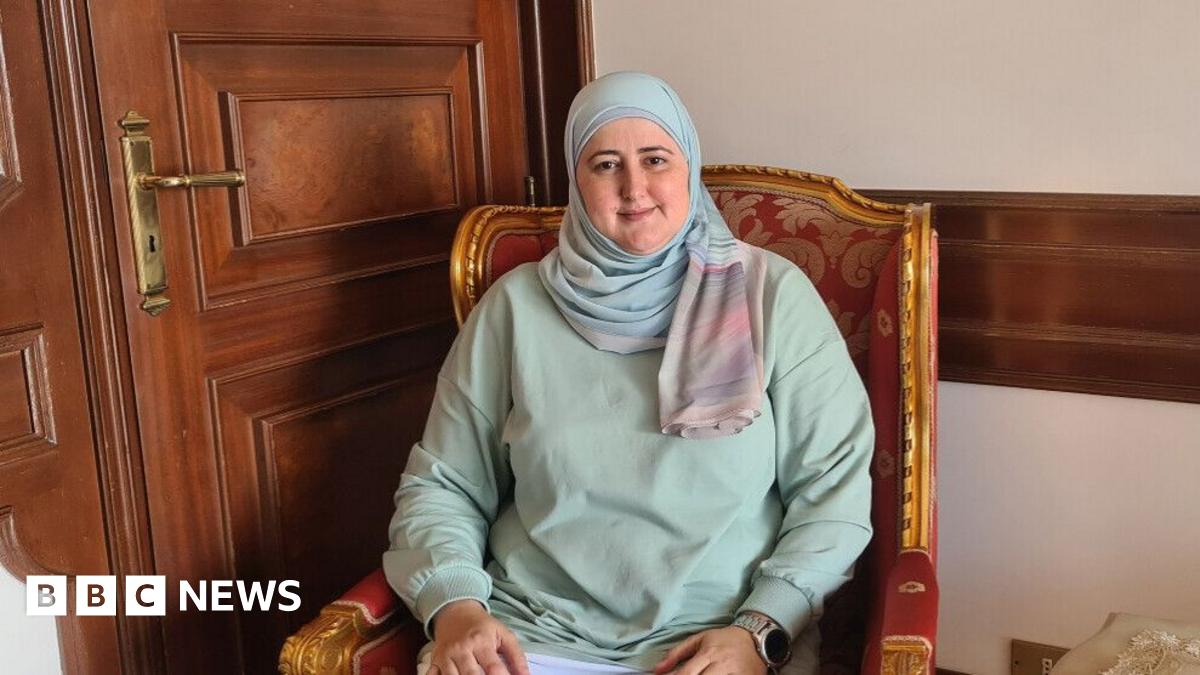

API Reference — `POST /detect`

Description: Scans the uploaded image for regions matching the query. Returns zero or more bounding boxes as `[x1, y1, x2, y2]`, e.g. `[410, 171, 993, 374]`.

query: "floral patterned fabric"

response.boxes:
[709, 188, 900, 380]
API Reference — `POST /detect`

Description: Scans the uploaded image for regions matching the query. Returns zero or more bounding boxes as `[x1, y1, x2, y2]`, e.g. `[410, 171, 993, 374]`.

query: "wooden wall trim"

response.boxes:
[51, 0, 164, 671]
[518, 0, 589, 206]
[864, 189, 1200, 404]
[576, 0, 595, 83]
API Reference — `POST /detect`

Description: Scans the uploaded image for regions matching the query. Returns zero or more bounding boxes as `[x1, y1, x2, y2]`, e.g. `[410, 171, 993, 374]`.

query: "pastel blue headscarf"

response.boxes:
[538, 71, 768, 439]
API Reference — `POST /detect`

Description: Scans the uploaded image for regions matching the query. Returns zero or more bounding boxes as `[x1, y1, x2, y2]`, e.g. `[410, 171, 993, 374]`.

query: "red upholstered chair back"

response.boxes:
[451, 165, 938, 674]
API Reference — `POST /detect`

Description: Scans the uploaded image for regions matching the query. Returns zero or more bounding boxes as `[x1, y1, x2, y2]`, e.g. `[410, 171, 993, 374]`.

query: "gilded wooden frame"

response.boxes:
[279, 600, 401, 675]
[450, 204, 567, 326]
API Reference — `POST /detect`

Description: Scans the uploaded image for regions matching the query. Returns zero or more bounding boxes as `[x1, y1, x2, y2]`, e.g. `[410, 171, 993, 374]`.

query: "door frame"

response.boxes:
[42, 0, 593, 671]
[35, 0, 165, 671]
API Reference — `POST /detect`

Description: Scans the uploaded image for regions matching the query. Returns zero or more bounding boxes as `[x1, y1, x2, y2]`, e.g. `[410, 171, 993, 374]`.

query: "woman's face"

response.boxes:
[575, 117, 690, 255]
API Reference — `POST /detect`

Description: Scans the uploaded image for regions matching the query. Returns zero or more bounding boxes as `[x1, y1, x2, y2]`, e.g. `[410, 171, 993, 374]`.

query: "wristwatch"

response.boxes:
[732, 611, 792, 669]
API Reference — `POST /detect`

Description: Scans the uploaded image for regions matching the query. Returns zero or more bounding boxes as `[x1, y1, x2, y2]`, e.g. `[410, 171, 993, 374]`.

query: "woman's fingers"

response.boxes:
[449, 653, 481, 675]
[430, 623, 523, 675]
[671, 651, 712, 675]
[654, 634, 701, 673]
[476, 649, 512, 675]
[497, 630, 531, 675]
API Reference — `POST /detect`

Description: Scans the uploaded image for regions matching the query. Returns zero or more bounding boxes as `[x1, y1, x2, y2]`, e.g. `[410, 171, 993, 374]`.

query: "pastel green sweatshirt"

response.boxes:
[383, 254, 873, 672]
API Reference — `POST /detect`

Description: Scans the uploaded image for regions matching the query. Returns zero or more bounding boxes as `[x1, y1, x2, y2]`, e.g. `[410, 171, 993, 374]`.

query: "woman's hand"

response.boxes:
[652, 626, 767, 675]
[428, 599, 530, 675]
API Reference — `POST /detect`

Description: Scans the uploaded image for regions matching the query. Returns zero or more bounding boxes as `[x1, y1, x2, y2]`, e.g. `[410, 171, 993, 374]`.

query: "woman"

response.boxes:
[384, 71, 874, 675]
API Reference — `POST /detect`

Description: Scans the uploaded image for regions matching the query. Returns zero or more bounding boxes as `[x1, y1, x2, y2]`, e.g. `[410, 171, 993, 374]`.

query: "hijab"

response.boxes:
[537, 71, 768, 439]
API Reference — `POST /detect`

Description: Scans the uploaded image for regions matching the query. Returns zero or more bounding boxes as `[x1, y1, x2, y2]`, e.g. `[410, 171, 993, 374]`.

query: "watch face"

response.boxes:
[763, 627, 791, 664]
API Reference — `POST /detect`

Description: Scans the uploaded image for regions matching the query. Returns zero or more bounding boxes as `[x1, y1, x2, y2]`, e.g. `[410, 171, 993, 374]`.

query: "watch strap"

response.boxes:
[733, 611, 791, 668]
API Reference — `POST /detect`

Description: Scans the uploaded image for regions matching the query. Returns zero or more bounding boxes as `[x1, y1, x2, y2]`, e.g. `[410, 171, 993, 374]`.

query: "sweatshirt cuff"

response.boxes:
[415, 566, 493, 639]
[736, 575, 814, 640]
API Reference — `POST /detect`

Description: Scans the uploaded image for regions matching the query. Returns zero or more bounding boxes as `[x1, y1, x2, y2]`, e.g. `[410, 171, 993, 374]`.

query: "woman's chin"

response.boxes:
[613, 223, 685, 256]
[619, 237, 671, 256]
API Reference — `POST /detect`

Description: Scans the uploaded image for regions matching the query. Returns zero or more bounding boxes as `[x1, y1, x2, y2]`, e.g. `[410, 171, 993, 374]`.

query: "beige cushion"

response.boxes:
[1052, 613, 1200, 675]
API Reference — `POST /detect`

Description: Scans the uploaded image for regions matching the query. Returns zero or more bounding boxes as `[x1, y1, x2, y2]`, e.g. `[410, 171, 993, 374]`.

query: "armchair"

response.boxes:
[280, 165, 938, 675]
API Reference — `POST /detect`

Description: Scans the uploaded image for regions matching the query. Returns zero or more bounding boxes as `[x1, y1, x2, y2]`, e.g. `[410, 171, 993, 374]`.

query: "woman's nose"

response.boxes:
[620, 166, 647, 201]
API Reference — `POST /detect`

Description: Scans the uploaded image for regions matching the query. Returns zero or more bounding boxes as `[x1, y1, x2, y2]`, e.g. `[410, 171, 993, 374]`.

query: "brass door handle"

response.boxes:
[140, 170, 245, 190]
[117, 110, 246, 316]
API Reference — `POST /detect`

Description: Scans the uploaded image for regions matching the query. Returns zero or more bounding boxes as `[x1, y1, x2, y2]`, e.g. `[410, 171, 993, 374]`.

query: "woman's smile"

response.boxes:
[618, 206, 657, 221]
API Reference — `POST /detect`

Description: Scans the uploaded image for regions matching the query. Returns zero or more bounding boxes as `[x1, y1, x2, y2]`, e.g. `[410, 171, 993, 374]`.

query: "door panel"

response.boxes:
[210, 324, 454, 670]
[88, 1, 528, 671]
[174, 37, 484, 307]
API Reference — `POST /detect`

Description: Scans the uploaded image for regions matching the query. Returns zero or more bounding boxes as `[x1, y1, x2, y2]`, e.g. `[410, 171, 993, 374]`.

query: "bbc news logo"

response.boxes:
[26, 576, 301, 616]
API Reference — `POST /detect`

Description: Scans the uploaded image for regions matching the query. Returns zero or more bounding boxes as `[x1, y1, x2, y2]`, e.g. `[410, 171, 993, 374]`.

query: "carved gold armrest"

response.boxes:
[279, 599, 415, 675]
[882, 636, 933, 675]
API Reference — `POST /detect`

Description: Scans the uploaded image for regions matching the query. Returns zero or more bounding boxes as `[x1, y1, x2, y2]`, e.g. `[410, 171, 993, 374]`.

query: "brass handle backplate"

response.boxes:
[117, 110, 246, 316]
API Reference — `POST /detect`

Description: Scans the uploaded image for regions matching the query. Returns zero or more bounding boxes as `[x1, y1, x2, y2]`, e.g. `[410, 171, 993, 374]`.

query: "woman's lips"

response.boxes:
[617, 207, 655, 221]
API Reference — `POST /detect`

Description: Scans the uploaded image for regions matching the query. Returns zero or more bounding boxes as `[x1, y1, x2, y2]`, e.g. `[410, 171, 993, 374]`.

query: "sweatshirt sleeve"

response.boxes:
[736, 268, 875, 640]
[383, 288, 515, 639]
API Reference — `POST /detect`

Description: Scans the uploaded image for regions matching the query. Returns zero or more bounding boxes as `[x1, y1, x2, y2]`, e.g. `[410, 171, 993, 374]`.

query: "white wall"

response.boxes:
[594, 0, 1200, 195]
[0, 568, 63, 674]
[593, 2, 1200, 673]
[937, 383, 1200, 673]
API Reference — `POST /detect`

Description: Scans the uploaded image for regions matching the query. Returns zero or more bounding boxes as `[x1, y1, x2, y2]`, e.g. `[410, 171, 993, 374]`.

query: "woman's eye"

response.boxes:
[595, 160, 618, 171]
[645, 156, 667, 166]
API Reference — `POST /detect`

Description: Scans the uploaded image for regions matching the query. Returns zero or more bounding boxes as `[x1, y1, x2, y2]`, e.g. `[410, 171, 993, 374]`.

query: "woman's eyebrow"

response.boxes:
[586, 149, 620, 162]
[585, 146, 676, 162]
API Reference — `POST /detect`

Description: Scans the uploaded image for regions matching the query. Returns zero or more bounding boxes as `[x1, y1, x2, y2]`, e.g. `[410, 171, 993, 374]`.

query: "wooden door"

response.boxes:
[88, 2, 528, 672]
[0, 0, 122, 671]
